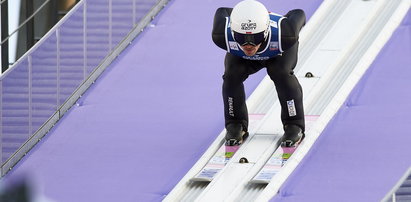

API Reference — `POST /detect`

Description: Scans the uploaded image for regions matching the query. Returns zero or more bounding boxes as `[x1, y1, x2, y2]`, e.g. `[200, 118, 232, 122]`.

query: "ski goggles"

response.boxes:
[233, 31, 266, 46]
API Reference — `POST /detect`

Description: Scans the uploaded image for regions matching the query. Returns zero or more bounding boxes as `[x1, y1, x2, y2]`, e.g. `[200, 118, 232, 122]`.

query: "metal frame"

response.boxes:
[382, 167, 411, 202]
[1, 0, 56, 72]
[1, 0, 9, 72]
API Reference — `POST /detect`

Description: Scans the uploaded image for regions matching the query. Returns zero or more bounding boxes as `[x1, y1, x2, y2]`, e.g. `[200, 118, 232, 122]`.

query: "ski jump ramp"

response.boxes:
[165, 0, 411, 201]
[2, 0, 410, 201]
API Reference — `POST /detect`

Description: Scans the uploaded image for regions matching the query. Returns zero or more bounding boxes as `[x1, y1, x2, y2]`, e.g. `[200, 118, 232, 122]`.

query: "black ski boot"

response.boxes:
[225, 123, 248, 146]
[281, 124, 305, 147]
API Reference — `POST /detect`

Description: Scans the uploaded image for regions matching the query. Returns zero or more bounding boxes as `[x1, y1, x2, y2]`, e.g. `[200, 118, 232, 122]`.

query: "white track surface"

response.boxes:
[164, 0, 411, 201]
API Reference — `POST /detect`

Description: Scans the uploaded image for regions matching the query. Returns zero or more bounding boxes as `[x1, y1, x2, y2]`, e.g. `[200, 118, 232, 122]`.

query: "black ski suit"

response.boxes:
[212, 8, 306, 132]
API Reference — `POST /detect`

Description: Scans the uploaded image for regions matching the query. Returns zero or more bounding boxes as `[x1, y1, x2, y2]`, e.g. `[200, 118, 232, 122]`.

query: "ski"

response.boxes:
[190, 114, 264, 182]
[191, 144, 241, 182]
[250, 145, 298, 184]
[191, 130, 250, 182]
[250, 115, 318, 184]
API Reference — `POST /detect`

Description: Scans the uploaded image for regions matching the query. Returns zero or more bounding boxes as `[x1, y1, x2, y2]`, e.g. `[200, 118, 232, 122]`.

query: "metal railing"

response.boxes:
[1, 0, 70, 73]
[0, 0, 52, 46]
[0, 0, 166, 176]
[382, 167, 411, 202]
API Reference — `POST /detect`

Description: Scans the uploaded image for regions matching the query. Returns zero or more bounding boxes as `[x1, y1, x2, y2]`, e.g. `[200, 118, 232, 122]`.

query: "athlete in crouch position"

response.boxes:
[212, 0, 306, 147]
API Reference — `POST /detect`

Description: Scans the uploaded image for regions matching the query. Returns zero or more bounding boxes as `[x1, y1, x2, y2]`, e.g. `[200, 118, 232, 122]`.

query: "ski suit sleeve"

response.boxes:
[212, 7, 233, 50]
[280, 9, 306, 51]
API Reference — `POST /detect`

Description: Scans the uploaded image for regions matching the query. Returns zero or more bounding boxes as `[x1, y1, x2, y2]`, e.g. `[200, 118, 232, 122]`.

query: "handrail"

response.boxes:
[381, 167, 411, 202]
[0, 0, 51, 46]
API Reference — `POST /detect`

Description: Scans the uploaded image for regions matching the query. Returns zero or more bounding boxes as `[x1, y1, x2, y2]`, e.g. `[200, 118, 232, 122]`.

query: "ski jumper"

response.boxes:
[212, 8, 306, 132]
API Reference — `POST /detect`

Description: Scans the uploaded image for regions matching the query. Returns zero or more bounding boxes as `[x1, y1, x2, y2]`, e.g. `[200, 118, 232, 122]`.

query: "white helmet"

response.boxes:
[230, 0, 270, 46]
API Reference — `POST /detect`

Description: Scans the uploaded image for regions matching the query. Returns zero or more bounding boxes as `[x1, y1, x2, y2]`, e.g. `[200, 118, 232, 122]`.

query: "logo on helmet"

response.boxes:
[241, 20, 257, 31]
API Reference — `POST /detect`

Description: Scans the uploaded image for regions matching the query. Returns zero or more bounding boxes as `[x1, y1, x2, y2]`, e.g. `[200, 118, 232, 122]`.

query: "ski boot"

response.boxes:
[281, 124, 305, 147]
[225, 123, 248, 146]
[280, 124, 304, 160]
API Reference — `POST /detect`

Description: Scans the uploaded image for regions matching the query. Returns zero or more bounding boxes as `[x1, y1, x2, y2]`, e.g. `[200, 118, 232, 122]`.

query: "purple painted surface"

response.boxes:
[4, 0, 322, 201]
[272, 9, 411, 202]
